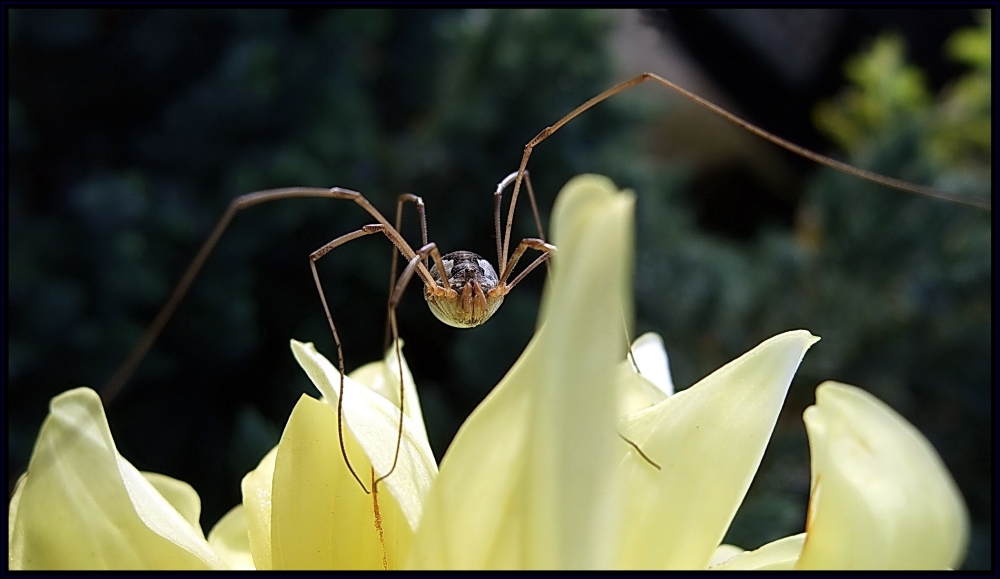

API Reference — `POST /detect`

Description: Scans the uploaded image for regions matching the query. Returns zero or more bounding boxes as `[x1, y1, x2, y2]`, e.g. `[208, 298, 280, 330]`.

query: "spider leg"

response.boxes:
[374, 242, 447, 491]
[385, 194, 429, 349]
[103, 185, 442, 496]
[494, 169, 549, 275]
[311, 222, 419, 495]
[497, 237, 555, 291]
[500, 73, 986, 266]
[311, 228, 449, 494]
[102, 186, 437, 404]
[505, 252, 550, 293]
[619, 433, 661, 471]
[493, 170, 545, 269]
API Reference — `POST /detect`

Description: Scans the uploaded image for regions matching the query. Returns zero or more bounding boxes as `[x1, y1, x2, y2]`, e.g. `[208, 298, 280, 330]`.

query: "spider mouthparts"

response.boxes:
[460, 280, 489, 317]
[425, 278, 504, 328]
[424, 250, 504, 328]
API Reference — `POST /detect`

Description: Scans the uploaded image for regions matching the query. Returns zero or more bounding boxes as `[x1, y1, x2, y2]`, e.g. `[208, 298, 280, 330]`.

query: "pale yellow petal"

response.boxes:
[142, 472, 202, 536]
[240, 446, 277, 570]
[617, 359, 667, 416]
[618, 333, 671, 416]
[7, 474, 26, 566]
[796, 382, 969, 570]
[207, 504, 255, 570]
[711, 534, 805, 570]
[409, 174, 634, 569]
[348, 357, 383, 391]
[239, 339, 435, 570]
[630, 332, 674, 396]
[349, 339, 431, 451]
[269, 394, 411, 569]
[707, 543, 744, 567]
[615, 331, 819, 569]
[533, 174, 637, 568]
[290, 340, 437, 531]
[405, 332, 535, 568]
[9, 387, 224, 570]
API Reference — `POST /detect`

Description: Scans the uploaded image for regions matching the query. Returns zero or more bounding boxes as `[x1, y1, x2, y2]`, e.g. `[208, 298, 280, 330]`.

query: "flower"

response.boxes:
[8, 387, 230, 570]
[404, 174, 969, 569]
[9, 174, 969, 570]
[238, 339, 438, 569]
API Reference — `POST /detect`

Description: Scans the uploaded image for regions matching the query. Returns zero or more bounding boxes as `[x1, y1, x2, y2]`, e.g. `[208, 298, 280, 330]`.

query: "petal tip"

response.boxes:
[289, 338, 312, 351]
[775, 329, 821, 353]
[52, 386, 102, 408]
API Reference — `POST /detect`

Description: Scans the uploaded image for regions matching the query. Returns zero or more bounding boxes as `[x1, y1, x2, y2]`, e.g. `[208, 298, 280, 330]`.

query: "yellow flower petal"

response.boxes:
[615, 330, 819, 569]
[142, 472, 203, 535]
[406, 332, 537, 568]
[630, 332, 674, 397]
[7, 474, 26, 564]
[616, 359, 666, 417]
[348, 340, 431, 451]
[8, 387, 224, 570]
[707, 543, 744, 567]
[796, 382, 969, 570]
[238, 339, 435, 569]
[240, 446, 277, 570]
[249, 341, 436, 569]
[289, 340, 437, 531]
[617, 333, 672, 417]
[269, 394, 411, 569]
[207, 504, 255, 570]
[409, 174, 634, 569]
[710, 533, 805, 570]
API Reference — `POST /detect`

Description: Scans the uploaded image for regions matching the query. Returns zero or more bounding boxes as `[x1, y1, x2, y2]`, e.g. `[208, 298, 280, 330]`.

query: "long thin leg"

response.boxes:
[493, 180, 505, 269]
[522, 172, 550, 276]
[623, 317, 640, 373]
[619, 433, 661, 470]
[388, 194, 429, 291]
[505, 252, 550, 292]
[385, 194, 429, 349]
[499, 73, 989, 265]
[374, 242, 443, 491]
[494, 170, 549, 273]
[617, 317, 660, 470]
[310, 226, 449, 494]
[498, 237, 556, 289]
[310, 223, 401, 495]
[101, 186, 438, 405]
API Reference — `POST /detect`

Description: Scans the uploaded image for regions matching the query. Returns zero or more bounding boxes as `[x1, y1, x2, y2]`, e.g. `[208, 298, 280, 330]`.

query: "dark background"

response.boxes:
[7, 8, 992, 569]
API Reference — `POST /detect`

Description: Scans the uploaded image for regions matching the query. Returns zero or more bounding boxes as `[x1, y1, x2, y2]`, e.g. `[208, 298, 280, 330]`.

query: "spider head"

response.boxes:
[424, 250, 504, 328]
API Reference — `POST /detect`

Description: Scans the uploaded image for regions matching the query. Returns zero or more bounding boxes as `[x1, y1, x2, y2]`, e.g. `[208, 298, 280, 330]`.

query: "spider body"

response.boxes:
[426, 250, 504, 328]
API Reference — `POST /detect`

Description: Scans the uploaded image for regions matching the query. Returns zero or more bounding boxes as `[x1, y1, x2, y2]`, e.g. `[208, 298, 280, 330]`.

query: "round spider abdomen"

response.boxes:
[424, 250, 504, 328]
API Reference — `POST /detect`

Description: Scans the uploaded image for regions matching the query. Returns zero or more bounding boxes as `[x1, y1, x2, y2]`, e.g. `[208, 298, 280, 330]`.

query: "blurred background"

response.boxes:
[7, 8, 991, 569]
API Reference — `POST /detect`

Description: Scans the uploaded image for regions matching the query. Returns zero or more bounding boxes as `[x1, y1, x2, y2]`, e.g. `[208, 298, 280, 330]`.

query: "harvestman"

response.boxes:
[99, 72, 991, 495]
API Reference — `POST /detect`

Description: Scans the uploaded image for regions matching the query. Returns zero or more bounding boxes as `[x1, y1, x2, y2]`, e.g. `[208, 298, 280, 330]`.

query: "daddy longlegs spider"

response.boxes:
[100, 166, 556, 495]
[98, 72, 990, 497]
